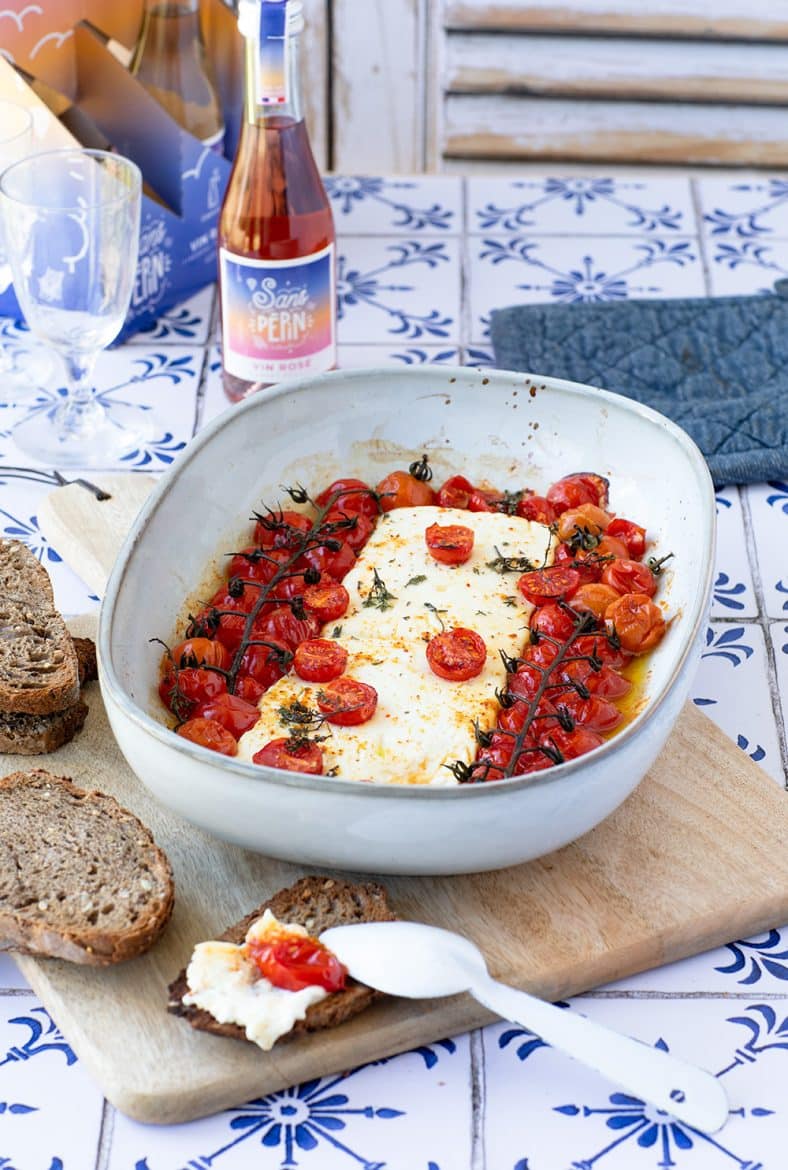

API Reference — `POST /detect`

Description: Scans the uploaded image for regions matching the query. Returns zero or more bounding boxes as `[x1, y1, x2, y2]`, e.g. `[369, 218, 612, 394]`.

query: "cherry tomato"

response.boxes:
[507, 665, 542, 703]
[177, 717, 237, 756]
[555, 503, 611, 544]
[255, 609, 321, 651]
[553, 691, 623, 734]
[239, 639, 291, 688]
[436, 474, 474, 509]
[246, 933, 346, 992]
[298, 539, 356, 582]
[547, 472, 609, 514]
[529, 602, 577, 643]
[569, 583, 622, 619]
[518, 566, 581, 607]
[572, 634, 632, 671]
[426, 627, 487, 682]
[425, 523, 475, 566]
[601, 558, 657, 598]
[293, 639, 349, 683]
[303, 579, 349, 623]
[227, 546, 290, 587]
[316, 477, 378, 521]
[210, 582, 261, 614]
[605, 592, 667, 654]
[605, 517, 647, 560]
[166, 637, 229, 673]
[522, 639, 560, 669]
[207, 588, 258, 651]
[467, 487, 499, 513]
[234, 674, 266, 704]
[540, 725, 604, 761]
[376, 470, 436, 512]
[159, 667, 227, 716]
[317, 677, 378, 726]
[595, 534, 630, 561]
[466, 759, 507, 783]
[556, 660, 632, 700]
[198, 692, 260, 737]
[324, 507, 375, 553]
[252, 737, 325, 776]
[497, 699, 530, 733]
[516, 495, 556, 525]
[553, 542, 605, 586]
[254, 510, 312, 550]
[511, 750, 554, 776]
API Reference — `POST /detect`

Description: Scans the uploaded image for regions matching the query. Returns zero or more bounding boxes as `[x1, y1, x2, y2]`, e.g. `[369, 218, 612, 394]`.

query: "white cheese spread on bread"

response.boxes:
[182, 910, 328, 1050]
[238, 506, 554, 784]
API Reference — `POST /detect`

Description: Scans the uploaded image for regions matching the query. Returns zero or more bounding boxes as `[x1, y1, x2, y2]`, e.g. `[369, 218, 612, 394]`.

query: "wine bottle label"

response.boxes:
[202, 127, 226, 153]
[220, 243, 336, 383]
[257, 0, 289, 106]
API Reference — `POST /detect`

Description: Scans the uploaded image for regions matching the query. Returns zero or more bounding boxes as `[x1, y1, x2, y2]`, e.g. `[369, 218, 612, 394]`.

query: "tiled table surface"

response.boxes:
[0, 173, 787, 1170]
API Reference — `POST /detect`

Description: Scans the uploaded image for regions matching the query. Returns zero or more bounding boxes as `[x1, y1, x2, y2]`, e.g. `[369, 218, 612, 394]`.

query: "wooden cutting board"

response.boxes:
[4, 477, 785, 1126]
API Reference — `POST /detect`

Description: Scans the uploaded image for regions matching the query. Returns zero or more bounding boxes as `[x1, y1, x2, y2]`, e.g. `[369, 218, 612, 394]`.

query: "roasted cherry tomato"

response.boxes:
[210, 581, 261, 614]
[253, 510, 312, 550]
[529, 602, 577, 643]
[595, 534, 630, 561]
[234, 674, 266, 704]
[293, 639, 349, 683]
[247, 932, 346, 992]
[324, 507, 375, 553]
[605, 592, 667, 654]
[177, 717, 237, 756]
[159, 667, 227, 716]
[426, 627, 487, 682]
[376, 470, 436, 512]
[227, 546, 290, 587]
[466, 759, 508, 783]
[436, 474, 474, 510]
[553, 691, 623, 735]
[572, 634, 632, 671]
[556, 660, 632, 700]
[198, 692, 260, 737]
[516, 494, 556, 525]
[539, 725, 605, 761]
[467, 487, 499, 513]
[317, 677, 378, 725]
[316, 477, 378, 521]
[425, 522, 475, 566]
[547, 472, 609, 514]
[252, 737, 325, 776]
[303, 579, 350, 623]
[555, 503, 611, 544]
[239, 639, 291, 688]
[298, 539, 356, 582]
[553, 542, 605, 586]
[507, 665, 543, 703]
[605, 517, 647, 560]
[166, 637, 229, 673]
[601, 558, 657, 599]
[511, 750, 554, 776]
[522, 638, 560, 669]
[569, 583, 622, 619]
[518, 565, 581, 607]
[255, 609, 321, 651]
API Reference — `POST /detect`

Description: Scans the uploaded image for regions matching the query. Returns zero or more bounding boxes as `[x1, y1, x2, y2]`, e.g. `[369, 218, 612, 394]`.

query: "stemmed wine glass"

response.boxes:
[0, 148, 146, 467]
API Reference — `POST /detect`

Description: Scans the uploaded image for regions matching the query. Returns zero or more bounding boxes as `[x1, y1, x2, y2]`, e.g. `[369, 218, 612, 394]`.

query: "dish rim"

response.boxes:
[99, 364, 716, 801]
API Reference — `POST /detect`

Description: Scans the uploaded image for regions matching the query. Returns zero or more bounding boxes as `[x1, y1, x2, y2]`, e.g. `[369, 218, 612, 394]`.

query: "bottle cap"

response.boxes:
[238, 0, 304, 38]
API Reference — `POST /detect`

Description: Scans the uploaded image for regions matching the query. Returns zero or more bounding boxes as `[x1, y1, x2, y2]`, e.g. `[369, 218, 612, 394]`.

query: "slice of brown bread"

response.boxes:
[72, 637, 98, 686]
[0, 701, 88, 755]
[0, 539, 54, 602]
[0, 769, 174, 964]
[0, 597, 80, 715]
[168, 875, 395, 1043]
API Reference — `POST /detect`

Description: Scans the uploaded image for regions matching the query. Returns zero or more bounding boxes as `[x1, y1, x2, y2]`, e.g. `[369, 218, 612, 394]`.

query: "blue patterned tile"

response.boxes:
[698, 177, 788, 242]
[468, 176, 695, 236]
[484, 998, 787, 1170]
[327, 176, 462, 235]
[338, 344, 461, 369]
[127, 286, 215, 346]
[705, 236, 788, 296]
[711, 488, 757, 619]
[746, 483, 788, 618]
[107, 1037, 470, 1170]
[468, 236, 704, 343]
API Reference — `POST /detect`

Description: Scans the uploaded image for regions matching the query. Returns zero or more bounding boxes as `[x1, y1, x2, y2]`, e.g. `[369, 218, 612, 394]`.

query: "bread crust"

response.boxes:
[0, 599, 80, 715]
[0, 770, 174, 965]
[0, 701, 88, 755]
[0, 539, 54, 602]
[168, 876, 395, 1044]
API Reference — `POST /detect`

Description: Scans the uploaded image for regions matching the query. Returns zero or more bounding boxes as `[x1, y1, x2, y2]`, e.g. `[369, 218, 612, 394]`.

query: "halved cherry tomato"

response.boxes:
[166, 637, 229, 673]
[254, 510, 312, 550]
[234, 674, 266, 704]
[376, 470, 436, 512]
[198, 692, 260, 737]
[255, 609, 321, 651]
[316, 477, 378, 521]
[324, 508, 375, 553]
[252, 737, 325, 776]
[556, 503, 611, 544]
[516, 495, 556, 525]
[518, 566, 581, 607]
[436, 474, 474, 509]
[425, 523, 475, 566]
[529, 602, 577, 642]
[553, 691, 623, 734]
[293, 639, 348, 683]
[159, 667, 227, 716]
[605, 592, 667, 654]
[569, 583, 622, 619]
[303, 580, 350, 623]
[547, 472, 609, 514]
[298, 539, 356, 582]
[606, 517, 646, 560]
[247, 932, 347, 992]
[426, 627, 487, 681]
[317, 677, 378, 725]
[177, 717, 237, 756]
[601, 558, 657, 598]
[572, 634, 632, 671]
[239, 639, 291, 688]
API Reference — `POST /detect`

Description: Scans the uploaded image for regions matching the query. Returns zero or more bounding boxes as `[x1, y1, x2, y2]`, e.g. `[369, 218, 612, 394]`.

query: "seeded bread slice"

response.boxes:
[0, 539, 54, 602]
[0, 770, 174, 964]
[0, 701, 88, 755]
[0, 598, 80, 715]
[72, 637, 98, 686]
[168, 876, 396, 1043]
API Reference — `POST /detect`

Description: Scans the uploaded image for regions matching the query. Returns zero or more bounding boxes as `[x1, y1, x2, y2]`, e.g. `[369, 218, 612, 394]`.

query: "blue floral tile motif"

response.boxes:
[698, 179, 788, 240]
[0, 1009, 75, 1070]
[469, 177, 690, 235]
[129, 287, 215, 346]
[705, 239, 788, 297]
[337, 345, 461, 369]
[328, 177, 461, 235]
[701, 626, 754, 667]
[746, 485, 788, 618]
[0, 510, 59, 565]
[717, 932, 788, 985]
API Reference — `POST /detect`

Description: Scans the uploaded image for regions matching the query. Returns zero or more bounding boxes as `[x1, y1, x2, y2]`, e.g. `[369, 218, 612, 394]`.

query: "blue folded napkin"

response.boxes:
[490, 285, 788, 486]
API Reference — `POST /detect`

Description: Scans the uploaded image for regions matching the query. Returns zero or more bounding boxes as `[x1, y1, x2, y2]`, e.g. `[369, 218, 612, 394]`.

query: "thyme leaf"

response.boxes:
[363, 568, 397, 611]
[486, 546, 537, 574]
[405, 574, 427, 587]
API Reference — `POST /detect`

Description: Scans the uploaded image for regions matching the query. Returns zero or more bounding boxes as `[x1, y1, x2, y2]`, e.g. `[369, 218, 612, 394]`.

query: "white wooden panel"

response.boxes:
[301, 0, 329, 169]
[445, 95, 788, 165]
[447, 33, 788, 104]
[445, 0, 788, 39]
[332, 0, 423, 172]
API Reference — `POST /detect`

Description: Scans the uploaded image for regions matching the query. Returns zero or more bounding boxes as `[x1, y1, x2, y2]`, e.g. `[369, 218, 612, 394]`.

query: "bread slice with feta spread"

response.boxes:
[167, 876, 395, 1046]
